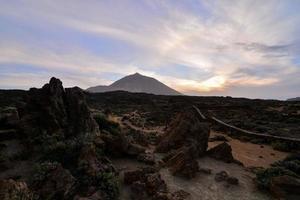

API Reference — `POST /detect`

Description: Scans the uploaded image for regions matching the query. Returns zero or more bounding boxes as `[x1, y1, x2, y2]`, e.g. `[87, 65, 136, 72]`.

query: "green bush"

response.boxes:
[33, 161, 60, 182]
[272, 154, 300, 175]
[78, 171, 119, 200]
[95, 172, 119, 200]
[255, 167, 296, 189]
[94, 114, 120, 135]
[40, 138, 82, 167]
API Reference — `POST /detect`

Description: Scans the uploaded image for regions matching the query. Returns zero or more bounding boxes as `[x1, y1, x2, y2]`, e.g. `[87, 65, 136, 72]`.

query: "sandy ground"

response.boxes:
[209, 131, 289, 168]
[112, 116, 286, 199]
[161, 157, 271, 200]
[112, 156, 271, 200]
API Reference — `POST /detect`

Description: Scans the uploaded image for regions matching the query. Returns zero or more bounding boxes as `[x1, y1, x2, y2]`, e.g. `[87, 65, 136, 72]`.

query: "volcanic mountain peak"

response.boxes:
[86, 72, 181, 95]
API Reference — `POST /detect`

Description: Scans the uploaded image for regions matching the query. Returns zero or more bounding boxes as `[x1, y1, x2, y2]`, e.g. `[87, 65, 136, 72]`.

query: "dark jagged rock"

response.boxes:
[19, 77, 100, 141]
[0, 179, 33, 200]
[156, 109, 210, 156]
[207, 142, 236, 163]
[155, 109, 209, 178]
[101, 130, 146, 157]
[164, 145, 199, 179]
[270, 175, 300, 200]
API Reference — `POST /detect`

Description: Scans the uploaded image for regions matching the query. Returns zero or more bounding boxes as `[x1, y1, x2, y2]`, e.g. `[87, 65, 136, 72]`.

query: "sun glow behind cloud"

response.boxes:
[0, 0, 299, 99]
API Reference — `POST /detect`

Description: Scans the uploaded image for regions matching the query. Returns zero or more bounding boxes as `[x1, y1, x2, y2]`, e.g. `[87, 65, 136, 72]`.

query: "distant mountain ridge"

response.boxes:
[287, 97, 300, 101]
[86, 73, 181, 95]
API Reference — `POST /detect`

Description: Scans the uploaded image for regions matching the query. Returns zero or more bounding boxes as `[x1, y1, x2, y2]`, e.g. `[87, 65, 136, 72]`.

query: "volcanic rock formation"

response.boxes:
[156, 108, 210, 178]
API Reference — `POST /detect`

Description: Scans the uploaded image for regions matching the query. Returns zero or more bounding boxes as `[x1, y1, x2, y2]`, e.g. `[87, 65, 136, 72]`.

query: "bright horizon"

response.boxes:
[0, 0, 300, 99]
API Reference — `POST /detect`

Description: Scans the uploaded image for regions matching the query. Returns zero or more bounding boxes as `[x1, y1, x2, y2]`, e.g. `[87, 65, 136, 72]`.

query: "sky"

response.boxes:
[0, 0, 300, 99]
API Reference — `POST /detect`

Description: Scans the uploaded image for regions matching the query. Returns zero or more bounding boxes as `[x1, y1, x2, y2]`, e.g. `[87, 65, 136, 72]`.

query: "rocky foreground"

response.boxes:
[0, 78, 300, 200]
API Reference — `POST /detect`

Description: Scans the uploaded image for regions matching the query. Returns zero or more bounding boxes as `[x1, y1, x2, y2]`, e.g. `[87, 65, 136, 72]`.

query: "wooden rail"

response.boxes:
[193, 105, 300, 143]
[192, 105, 206, 120]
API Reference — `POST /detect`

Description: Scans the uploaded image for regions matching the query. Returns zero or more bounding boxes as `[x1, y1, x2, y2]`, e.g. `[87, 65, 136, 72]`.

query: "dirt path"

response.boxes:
[111, 114, 164, 134]
[209, 131, 289, 168]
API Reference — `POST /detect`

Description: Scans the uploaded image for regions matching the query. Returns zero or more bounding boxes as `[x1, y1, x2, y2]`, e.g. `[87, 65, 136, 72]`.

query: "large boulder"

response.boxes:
[156, 108, 209, 157]
[164, 145, 199, 178]
[0, 179, 32, 200]
[270, 175, 300, 200]
[207, 142, 236, 163]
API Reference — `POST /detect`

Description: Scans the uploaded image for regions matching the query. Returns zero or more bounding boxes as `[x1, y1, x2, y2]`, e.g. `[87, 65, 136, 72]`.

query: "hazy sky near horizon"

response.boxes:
[0, 0, 300, 99]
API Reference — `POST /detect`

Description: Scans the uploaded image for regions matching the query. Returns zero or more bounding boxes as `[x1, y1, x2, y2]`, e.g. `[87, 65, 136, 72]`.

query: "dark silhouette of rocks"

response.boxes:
[156, 108, 210, 178]
[156, 108, 210, 155]
[20, 77, 100, 140]
[164, 145, 200, 178]
[0, 77, 119, 199]
[87, 72, 181, 95]
[207, 142, 236, 163]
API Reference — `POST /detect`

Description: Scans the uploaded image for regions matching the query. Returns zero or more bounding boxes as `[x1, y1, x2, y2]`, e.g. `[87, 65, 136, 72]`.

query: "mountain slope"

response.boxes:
[86, 73, 181, 95]
[287, 97, 300, 101]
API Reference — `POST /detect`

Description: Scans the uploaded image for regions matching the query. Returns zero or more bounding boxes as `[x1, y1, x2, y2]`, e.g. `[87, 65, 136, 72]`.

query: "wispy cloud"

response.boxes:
[0, 0, 299, 98]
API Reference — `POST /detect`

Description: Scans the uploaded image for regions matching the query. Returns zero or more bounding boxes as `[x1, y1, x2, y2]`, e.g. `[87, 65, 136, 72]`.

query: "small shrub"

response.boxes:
[33, 161, 60, 182]
[272, 154, 300, 175]
[94, 114, 120, 135]
[95, 172, 119, 200]
[271, 141, 290, 152]
[255, 167, 296, 189]
[78, 171, 119, 200]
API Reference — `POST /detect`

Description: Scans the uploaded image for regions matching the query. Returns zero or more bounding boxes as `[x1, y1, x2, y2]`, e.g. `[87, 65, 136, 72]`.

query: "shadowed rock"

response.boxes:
[164, 145, 199, 178]
[156, 108, 209, 178]
[207, 142, 237, 163]
[156, 108, 210, 156]
[19, 77, 100, 140]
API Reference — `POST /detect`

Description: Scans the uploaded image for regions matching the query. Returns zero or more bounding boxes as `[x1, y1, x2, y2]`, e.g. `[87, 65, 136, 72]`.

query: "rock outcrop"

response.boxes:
[164, 145, 199, 178]
[19, 77, 100, 141]
[270, 175, 300, 200]
[207, 142, 236, 163]
[156, 108, 209, 178]
[0, 78, 119, 200]
[156, 109, 210, 155]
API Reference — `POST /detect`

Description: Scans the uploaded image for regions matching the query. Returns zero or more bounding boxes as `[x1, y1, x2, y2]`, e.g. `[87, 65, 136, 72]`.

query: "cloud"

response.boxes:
[0, 0, 300, 98]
